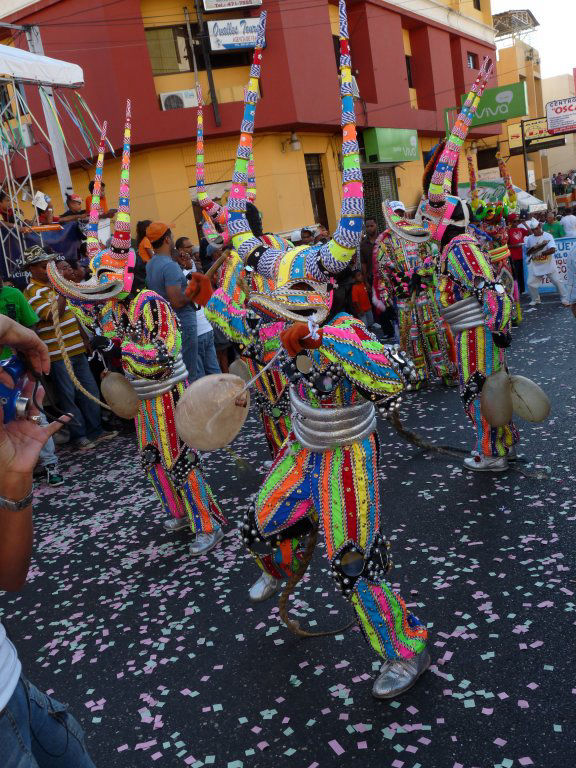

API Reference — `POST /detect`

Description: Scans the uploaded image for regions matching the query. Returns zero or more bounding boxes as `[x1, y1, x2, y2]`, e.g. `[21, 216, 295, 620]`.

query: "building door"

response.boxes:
[305, 154, 328, 228]
[362, 166, 398, 231]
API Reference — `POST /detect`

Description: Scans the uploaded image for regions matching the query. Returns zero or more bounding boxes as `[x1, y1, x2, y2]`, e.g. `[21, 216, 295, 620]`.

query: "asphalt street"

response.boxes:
[2, 298, 575, 768]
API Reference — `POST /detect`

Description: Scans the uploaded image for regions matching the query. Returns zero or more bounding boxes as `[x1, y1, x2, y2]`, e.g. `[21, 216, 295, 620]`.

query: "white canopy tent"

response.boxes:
[0, 43, 83, 88]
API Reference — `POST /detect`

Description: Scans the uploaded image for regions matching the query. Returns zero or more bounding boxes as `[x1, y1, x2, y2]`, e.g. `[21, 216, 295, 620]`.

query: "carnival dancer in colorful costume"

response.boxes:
[47, 104, 224, 555]
[189, 2, 430, 699]
[195, 83, 293, 459]
[372, 201, 456, 387]
[418, 59, 520, 472]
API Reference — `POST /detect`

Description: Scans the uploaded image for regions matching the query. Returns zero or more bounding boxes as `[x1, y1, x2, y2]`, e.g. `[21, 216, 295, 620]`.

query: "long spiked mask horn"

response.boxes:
[196, 82, 225, 229]
[315, 0, 364, 276]
[226, 11, 267, 265]
[86, 122, 107, 263]
[111, 99, 132, 257]
[497, 151, 517, 212]
[428, 57, 493, 205]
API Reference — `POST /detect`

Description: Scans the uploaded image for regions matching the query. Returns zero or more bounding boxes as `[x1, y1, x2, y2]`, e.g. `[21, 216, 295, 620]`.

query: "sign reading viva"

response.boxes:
[203, 0, 262, 10]
[207, 17, 260, 50]
[462, 82, 528, 127]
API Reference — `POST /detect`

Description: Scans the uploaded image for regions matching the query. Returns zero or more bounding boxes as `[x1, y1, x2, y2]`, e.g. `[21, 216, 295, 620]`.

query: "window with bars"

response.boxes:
[467, 51, 479, 70]
[362, 167, 398, 232]
[305, 154, 328, 229]
[145, 25, 252, 76]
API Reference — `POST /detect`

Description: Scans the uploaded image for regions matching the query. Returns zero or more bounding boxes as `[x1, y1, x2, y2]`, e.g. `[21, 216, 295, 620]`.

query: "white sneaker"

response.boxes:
[372, 649, 430, 699]
[528, 300, 541, 307]
[164, 517, 190, 532]
[249, 572, 280, 602]
[189, 527, 224, 557]
[262, 460, 273, 469]
[464, 454, 508, 472]
[561, 299, 570, 307]
[370, 322, 382, 329]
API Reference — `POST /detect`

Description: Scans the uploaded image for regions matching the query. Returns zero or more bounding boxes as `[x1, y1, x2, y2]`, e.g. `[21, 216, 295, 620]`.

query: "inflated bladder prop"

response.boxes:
[229, 358, 252, 383]
[175, 374, 250, 451]
[509, 374, 551, 423]
[100, 372, 140, 419]
[480, 368, 513, 427]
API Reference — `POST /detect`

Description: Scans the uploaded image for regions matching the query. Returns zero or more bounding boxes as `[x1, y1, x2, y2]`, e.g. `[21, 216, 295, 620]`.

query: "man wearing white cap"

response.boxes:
[525, 219, 569, 307]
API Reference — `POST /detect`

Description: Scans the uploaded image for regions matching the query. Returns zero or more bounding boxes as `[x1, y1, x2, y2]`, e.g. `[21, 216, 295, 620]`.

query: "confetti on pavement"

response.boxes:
[1, 301, 574, 767]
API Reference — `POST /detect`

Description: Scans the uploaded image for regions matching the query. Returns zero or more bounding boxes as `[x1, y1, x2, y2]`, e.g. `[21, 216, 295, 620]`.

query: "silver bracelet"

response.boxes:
[0, 490, 33, 511]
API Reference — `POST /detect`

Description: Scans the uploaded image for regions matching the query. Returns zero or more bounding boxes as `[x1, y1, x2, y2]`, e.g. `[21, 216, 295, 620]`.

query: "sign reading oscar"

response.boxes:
[546, 97, 576, 135]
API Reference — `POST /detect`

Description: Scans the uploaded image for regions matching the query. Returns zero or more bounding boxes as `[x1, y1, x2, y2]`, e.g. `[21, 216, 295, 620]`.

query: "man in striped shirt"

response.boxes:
[23, 247, 116, 451]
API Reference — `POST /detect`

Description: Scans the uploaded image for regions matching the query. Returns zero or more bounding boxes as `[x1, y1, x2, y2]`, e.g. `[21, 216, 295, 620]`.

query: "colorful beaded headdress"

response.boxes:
[418, 58, 493, 242]
[226, 0, 364, 325]
[382, 201, 430, 244]
[48, 101, 136, 302]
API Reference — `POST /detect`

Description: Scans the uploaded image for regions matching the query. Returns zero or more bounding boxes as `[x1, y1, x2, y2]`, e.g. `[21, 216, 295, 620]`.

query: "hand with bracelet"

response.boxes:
[0, 318, 96, 767]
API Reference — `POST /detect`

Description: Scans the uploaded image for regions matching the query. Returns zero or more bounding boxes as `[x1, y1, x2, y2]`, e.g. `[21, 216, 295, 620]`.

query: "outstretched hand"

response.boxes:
[185, 274, 213, 307]
[0, 316, 50, 378]
[280, 322, 324, 357]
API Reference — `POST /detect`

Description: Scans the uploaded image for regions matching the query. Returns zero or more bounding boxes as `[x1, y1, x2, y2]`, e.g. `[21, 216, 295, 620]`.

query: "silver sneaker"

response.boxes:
[464, 454, 508, 472]
[372, 648, 431, 699]
[163, 517, 190, 532]
[189, 527, 224, 557]
[249, 572, 279, 602]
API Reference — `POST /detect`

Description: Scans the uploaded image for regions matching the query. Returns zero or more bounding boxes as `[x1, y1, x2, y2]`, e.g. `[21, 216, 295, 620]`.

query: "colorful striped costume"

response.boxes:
[436, 235, 519, 457]
[206, 248, 292, 459]
[71, 291, 222, 532]
[373, 232, 456, 387]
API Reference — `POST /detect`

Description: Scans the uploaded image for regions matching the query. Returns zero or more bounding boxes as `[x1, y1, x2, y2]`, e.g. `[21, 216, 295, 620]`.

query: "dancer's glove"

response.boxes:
[280, 322, 324, 357]
[492, 331, 512, 349]
[185, 274, 213, 306]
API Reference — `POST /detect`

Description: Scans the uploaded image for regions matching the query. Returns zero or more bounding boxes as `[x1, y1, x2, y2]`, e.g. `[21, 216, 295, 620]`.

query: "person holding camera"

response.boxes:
[0, 315, 96, 766]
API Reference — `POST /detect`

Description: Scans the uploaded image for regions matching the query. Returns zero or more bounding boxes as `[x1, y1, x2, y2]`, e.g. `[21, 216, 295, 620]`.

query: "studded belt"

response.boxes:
[290, 388, 376, 452]
[129, 353, 189, 400]
[440, 297, 484, 333]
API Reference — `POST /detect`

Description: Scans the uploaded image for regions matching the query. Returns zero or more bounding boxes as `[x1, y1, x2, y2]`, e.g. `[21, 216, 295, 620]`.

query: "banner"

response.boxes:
[523, 237, 576, 295]
[203, 0, 261, 9]
[207, 18, 260, 50]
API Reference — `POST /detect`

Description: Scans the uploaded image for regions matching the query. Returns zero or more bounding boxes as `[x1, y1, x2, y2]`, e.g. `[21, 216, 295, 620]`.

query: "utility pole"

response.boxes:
[24, 25, 73, 205]
[520, 119, 530, 192]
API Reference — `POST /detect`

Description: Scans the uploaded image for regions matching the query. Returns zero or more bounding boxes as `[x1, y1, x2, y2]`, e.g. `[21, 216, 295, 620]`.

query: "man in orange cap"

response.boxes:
[145, 222, 199, 381]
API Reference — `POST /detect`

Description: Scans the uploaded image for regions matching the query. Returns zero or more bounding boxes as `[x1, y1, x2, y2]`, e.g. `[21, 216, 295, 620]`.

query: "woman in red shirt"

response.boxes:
[506, 213, 527, 294]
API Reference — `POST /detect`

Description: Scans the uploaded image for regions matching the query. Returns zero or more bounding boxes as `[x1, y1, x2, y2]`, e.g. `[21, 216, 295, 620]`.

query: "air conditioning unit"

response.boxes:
[159, 89, 198, 111]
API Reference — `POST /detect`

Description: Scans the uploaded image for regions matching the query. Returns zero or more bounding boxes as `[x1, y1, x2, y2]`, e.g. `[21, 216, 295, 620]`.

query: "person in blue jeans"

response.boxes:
[0, 315, 96, 768]
[173, 239, 221, 379]
[145, 223, 198, 381]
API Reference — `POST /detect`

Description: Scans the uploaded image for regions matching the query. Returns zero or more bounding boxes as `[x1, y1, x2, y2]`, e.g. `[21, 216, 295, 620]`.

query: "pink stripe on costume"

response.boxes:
[343, 182, 363, 198]
[230, 185, 247, 200]
[374, 588, 415, 659]
[156, 466, 186, 519]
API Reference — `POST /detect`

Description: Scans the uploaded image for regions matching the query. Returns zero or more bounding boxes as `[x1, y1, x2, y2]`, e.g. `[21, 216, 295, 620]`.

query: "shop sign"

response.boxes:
[204, 0, 261, 9]
[508, 119, 566, 156]
[363, 128, 419, 163]
[445, 82, 528, 133]
[546, 97, 576, 135]
[207, 17, 260, 50]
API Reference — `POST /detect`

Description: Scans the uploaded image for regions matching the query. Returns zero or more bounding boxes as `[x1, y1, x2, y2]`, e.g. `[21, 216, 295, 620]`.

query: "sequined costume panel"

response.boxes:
[253, 433, 427, 660]
[438, 235, 519, 456]
[373, 233, 455, 386]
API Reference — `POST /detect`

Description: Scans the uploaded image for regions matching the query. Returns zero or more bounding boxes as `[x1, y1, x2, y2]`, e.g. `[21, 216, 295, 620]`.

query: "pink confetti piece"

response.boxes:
[329, 740, 345, 756]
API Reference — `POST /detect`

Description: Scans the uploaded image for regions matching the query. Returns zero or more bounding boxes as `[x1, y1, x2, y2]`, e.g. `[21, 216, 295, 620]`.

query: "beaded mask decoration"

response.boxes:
[382, 201, 431, 244]
[418, 58, 493, 243]
[48, 101, 136, 302]
[226, 0, 363, 327]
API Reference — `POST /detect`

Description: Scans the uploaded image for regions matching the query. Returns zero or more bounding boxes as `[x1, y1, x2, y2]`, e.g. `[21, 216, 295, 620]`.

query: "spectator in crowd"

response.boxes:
[350, 269, 376, 328]
[561, 206, 576, 238]
[543, 211, 565, 238]
[173, 240, 221, 378]
[59, 193, 87, 223]
[23, 246, 116, 451]
[525, 219, 569, 307]
[358, 217, 379, 285]
[314, 224, 330, 244]
[506, 213, 527, 295]
[145, 222, 199, 380]
[0, 315, 95, 766]
[289, 230, 302, 246]
[300, 228, 314, 245]
[0, 190, 15, 224]
[566, 241, 576, 318]
[136, 219, 154, 263]
[0, 275, 64, 486]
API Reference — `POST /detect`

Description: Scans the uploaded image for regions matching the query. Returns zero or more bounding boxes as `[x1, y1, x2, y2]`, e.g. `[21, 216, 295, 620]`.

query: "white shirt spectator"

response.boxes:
[525, 231, 557, 276]
[0, 620, 21, 710]
[560, 213, 576, 238]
